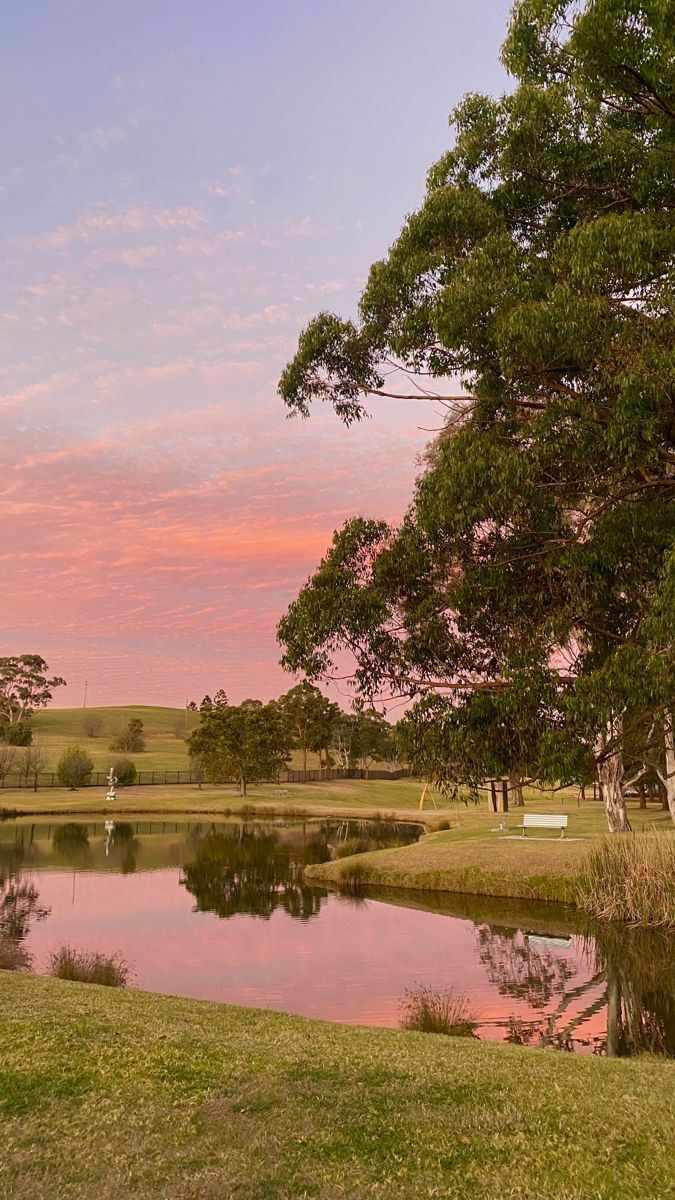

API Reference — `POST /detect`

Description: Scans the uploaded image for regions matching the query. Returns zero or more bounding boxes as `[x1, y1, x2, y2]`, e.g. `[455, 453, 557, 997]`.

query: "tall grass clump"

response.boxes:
[49, 945, 132, 987]
[577, 833, 675, 927]
[400, 985, 477, 1037]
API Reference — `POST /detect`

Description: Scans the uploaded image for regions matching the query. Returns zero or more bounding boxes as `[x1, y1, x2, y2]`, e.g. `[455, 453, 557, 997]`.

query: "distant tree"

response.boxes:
[277, 682, 339, 773]
[0, 655, 66, 726]
[2, 721, 33, 746]
[199, 695, 213, 712]
[213, 689, 229, 709]
[21, 743, 48, 792]
[110, 717, 145, 753]
[82, 715, 103, 738]
[57, 747, 94, 790]
[0, 745, 17, 786]
[111, 758, 137, 787]
[186, 700, 198, 711]
[188, 700, 292, 796]
[352, 705, 395, 777]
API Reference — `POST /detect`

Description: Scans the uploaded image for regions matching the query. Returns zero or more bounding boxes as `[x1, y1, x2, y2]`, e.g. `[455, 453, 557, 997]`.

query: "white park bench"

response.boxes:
[519, 813, 568, 839]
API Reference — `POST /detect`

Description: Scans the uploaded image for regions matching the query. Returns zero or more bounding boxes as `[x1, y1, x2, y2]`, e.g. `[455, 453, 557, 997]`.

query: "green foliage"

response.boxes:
[277, 682, 340, 770]
[1, 720, 33, 746]
[0, 655, 66, 725]
[111, 758, 137, 787]
[187, 699, 292, 795]
[110, 717, 145, 754]
[56, 748, 94, 790]
[278, 0, 675, 833]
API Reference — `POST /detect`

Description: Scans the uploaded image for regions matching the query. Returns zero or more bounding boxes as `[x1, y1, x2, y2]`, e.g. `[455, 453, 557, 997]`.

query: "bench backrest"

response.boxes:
[523, 813, 568, 829]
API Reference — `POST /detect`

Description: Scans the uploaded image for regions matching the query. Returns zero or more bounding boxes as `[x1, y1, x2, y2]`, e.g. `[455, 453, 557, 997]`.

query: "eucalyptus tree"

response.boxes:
[0, 655, 66, 727]
[277, 682, 339, 773]
[188, 699, 292, 796]
[278, 0, 675, 831]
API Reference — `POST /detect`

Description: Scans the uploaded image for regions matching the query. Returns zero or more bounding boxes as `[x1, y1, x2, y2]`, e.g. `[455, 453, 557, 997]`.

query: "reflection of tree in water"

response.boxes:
[0, 844, 50, 967]
[476, 919, 675, 1057]
[476, 925, 576, 1007]
[593, 926, 675, 1058]
[180, 825, 328, 921]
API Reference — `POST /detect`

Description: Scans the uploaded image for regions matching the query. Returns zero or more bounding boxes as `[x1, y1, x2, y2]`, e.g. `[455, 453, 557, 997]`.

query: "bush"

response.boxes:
[82, 715, 103, 738]
[400, 985, 477, 1037]
[110, 717, 145, 753]
[1, 721, 33, 746]
[49, 945, 132, 987]
[112, 758, 137, 786]
[57, 747, 94, 789]
[577, 833, 675, 927]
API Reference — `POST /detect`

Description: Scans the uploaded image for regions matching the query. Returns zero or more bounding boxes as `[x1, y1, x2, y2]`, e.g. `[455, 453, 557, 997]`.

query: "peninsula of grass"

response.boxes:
[1, 971, 673, 1200]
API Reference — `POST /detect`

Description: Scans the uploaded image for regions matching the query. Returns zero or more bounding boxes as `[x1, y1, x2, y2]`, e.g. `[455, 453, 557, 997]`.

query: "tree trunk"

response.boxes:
[638, 783, 647, 810]
[303, 745, 307, 774]
[660, 710, 675, 826]
[239, 776, 247, 797]
[594, 719, 631, 833]
[509, 775, 524, 807]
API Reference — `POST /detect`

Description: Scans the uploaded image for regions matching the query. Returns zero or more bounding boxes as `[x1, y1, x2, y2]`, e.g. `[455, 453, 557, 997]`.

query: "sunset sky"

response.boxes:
[1, 1, 508, 708]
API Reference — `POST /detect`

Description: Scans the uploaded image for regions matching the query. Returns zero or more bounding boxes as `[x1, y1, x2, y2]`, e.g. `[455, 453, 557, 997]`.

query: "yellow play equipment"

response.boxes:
[418, 781, 439, 810]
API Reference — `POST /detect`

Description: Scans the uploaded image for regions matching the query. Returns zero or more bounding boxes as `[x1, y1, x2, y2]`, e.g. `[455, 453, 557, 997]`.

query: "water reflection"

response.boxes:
[0, 842, 50, 969]
[180, 825, 328, 921]
[0, 818, 672, 1054]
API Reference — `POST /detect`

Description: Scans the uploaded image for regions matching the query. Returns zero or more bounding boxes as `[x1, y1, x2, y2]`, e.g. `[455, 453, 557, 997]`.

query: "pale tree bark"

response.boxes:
[655, 709, 675, 827]
[594, 717, 631, 833]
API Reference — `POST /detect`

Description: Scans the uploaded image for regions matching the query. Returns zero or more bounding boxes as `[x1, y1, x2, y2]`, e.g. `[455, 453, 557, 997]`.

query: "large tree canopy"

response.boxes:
[277, 0, 675, 831]
[0, 656, 66, 727]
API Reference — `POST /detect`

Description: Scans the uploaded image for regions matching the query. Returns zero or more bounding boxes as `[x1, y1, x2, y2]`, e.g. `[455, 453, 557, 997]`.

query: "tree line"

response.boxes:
[186, 685, 401, 796]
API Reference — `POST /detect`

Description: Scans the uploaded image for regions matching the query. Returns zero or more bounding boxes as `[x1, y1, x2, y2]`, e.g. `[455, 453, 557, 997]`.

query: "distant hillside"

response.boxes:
[27, 705, 320, 772]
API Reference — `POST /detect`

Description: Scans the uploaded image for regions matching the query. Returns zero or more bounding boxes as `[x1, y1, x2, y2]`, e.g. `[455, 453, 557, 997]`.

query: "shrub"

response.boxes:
[49, 945, 132, 987]
[2, 721, 33, 746]
[112, 758, 137, 786]
[400, 985, 477, 1037]
[57, 747, 94, 789]
[82, 715, 103, 738]
[577, 833, 675, 928]
[110, 717, 145, 753]
[0, 936, 32, 971]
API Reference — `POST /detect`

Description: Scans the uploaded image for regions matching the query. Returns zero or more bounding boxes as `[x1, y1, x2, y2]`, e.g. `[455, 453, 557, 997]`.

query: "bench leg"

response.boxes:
[560, 829, 565, 838]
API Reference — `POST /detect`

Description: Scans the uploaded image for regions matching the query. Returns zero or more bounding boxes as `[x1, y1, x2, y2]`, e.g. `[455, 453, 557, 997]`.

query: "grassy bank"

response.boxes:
[305, 801, 675, 906]
[1, 972, 673, 1200]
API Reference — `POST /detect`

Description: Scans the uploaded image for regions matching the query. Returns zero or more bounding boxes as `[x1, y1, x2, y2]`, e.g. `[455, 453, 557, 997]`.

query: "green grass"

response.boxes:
[305, 797, 675, 905]
[26, 706, 325, 773]
[1, 971, 673, 1200]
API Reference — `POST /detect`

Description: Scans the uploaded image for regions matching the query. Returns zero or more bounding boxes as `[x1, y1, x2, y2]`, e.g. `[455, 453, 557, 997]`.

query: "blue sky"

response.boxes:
[1, 1, 511, 706]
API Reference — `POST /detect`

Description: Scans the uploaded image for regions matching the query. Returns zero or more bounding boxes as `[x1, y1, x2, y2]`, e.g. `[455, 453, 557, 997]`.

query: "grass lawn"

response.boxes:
[303, 794, 674, 904]
[1, 972, 673, 1200]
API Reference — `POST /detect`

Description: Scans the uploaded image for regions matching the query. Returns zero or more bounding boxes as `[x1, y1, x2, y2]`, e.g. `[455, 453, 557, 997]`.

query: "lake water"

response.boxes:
[2, 817, 673, 1056]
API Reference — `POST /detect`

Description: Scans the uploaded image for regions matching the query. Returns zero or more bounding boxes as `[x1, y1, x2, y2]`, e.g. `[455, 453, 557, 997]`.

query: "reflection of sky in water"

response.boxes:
[20, 866, 604, 1041]
[4, 820, 672, 1056]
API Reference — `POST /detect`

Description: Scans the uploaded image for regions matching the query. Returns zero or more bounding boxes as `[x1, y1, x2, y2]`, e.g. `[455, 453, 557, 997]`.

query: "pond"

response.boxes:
[1, 817, 673, 1056]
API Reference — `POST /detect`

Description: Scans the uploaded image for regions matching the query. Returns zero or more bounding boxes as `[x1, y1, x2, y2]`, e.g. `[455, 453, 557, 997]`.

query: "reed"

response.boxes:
[49, 945, 132, 987]
[400, 984, 477, 1037]
[577, 832, 675, 927]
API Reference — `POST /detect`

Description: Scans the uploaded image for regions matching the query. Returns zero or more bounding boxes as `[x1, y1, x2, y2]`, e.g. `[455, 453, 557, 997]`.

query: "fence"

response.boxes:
[0, 766, 414, 791]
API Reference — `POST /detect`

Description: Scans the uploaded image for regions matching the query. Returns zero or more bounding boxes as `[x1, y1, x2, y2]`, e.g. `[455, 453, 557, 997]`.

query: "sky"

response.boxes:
[1, 0, 510, 709]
